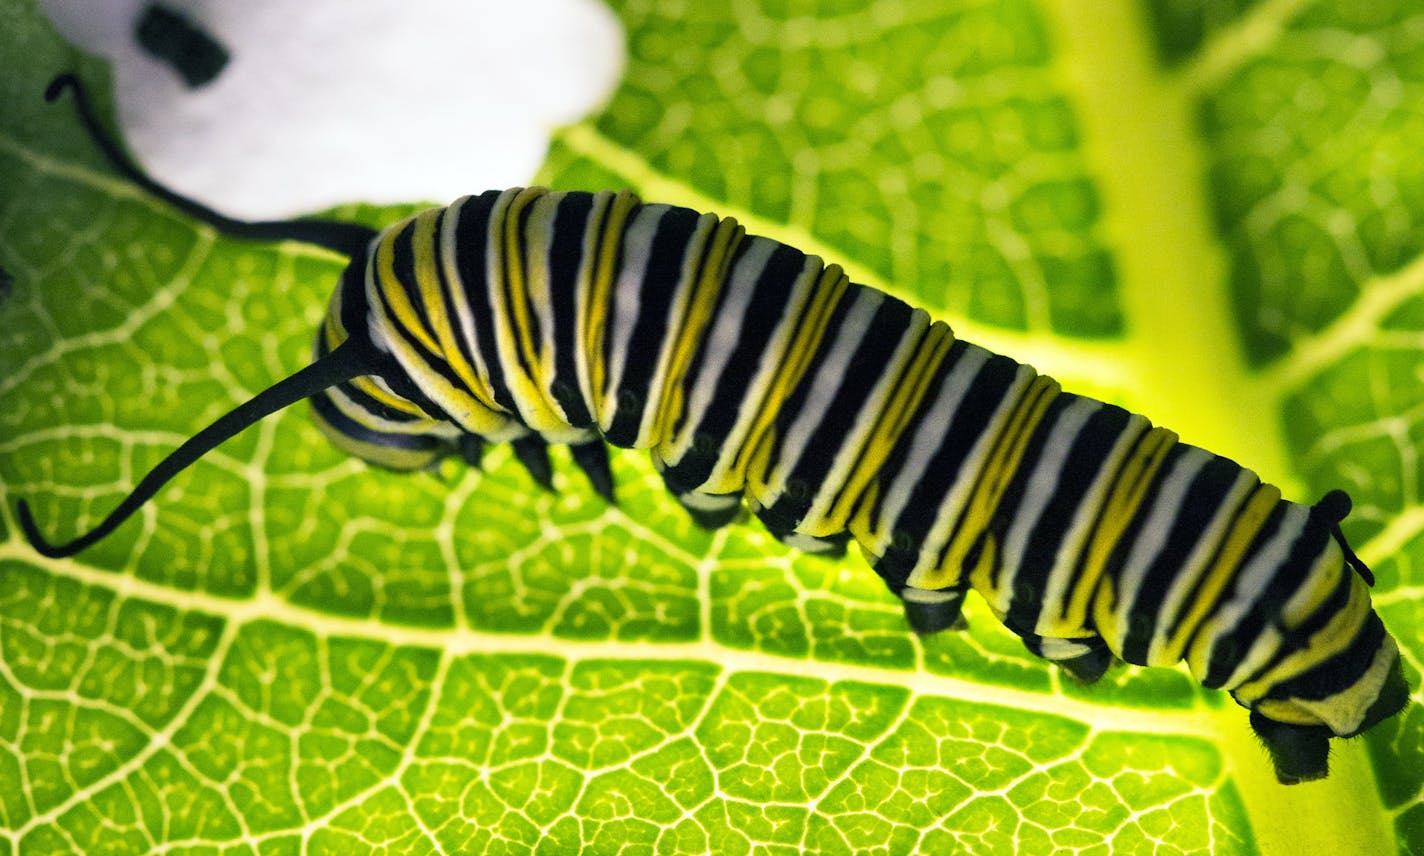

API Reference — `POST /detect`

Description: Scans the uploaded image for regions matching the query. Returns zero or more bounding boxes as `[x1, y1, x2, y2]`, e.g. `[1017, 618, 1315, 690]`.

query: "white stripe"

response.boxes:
[799, 310, 929, 530]
[1038, 637, 1094, 660]
[1146, 468, 1256, 666]
[572, 192, 616, 427]
[699, 253, 822, 488]
[679, 491, 739, 512]
[1109, 446, 1213, 651]
[901, 586, 961, 605]
[526, 193, 565, 419]
[323, 386, 461, 438]
[780, 533, 840, 553]
[633, 212, 717, 448]
[1288, 636, 1398, 734]
[753, 288, 883, 504]
[439, 194, 498, 408]
[1186, 503, 1309, 684]
[909, 365, 1035, 583]
[1221, 541, 1338, 691]
[1210, 504, 1309, 640]
[1037, 413, 1148, 632]
[600, 204, 667, 429]
[870, 345, 991, 556]
[993, 396, 1101, 615]
[659, 238, 777, 461]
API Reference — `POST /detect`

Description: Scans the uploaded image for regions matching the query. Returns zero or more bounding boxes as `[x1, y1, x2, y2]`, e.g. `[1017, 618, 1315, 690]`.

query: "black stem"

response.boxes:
[45, 72, 377, 258]
[1313, 489, 1374, 587]
[1332, 525, 1375, 587]
[17, 339, 382, 558]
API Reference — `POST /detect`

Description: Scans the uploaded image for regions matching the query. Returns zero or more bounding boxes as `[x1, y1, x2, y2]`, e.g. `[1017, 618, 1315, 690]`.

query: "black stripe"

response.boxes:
[864, 339, 969, 518]
[1121, 451, 1243, 665]
[389, 219, 437, 351]
[604, 205, 702, 447]
[514, 194, 543, 359]
[1233, 564, 1356, 694]
[1198, 501, 1317, 689]
[548, 192, 597, 427]
[1279, 564, 1356, 651]
[453, 190, 518, 413]
[1260, 613, 1387, 704]
[999, 397, 1129, 628]
[309, 389, 447, 453]
[660, 239, 807, 477]
[1096, 443, 1191, 655]
[315, 322, 447, 423]
[870, 349, 1020, 587]
[761, 292, 917, 531]
[1156, 471, 1263, 649]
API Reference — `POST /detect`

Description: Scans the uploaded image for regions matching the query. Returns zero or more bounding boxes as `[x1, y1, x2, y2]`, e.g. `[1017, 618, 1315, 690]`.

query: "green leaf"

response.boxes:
[1, 0, 1421, 853]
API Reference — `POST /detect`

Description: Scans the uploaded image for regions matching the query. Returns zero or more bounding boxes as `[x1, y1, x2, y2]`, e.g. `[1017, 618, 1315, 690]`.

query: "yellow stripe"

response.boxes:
[410, 210, 483, 399]
[732, 264, 850, 489]
[430, 196, 502, 415]
[1281, 542, 1346, 629]
[1167, 483, 1281, 663]
[651, 218, 745, 445]
[503, 187, 548, 388]
[496, 188, 568, 432]
[584, 191, 641, 417]
[964, 375, 1060, 595]
[1231, 579, 1370, 703]
[321, 288, 430, 419]
[350, 375, 428, 417]
[626, 211, 718, 448]
[849, 480, 881, 549]
[372, 217, 441, 355]
[309, 407, 444, 471]
[525, 194, 568, 423]
[414, 207, 527, 436]
[1083, 426, 1178, 634]
[367, 208, 518, 439]
[826, 321, 954, 533]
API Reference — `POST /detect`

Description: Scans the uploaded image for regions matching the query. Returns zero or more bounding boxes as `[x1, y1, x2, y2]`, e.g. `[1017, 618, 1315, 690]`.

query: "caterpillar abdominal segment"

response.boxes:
[20, 73, 1410, 785]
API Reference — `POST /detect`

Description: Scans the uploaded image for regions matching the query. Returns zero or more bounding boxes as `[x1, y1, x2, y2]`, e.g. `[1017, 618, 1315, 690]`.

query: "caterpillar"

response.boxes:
[19, 73, 1409, 785]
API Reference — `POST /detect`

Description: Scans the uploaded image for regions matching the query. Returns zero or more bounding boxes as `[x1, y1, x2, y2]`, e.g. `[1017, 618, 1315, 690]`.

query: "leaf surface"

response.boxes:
[1, 1, 1421, 853]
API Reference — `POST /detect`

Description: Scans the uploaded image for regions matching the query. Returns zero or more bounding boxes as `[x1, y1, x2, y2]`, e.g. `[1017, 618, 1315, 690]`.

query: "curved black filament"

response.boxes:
[17, 338, 382, 558]
[1313, 489, 1375, 586]
[45, 72, 377, 258]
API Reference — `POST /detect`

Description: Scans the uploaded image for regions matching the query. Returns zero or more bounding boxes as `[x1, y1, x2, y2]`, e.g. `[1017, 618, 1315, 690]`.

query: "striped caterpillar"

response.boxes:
[20, 73, 1409, 784]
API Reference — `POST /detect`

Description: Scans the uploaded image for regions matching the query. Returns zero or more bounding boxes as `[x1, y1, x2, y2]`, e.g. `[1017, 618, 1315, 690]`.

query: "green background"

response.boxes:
[2, 0, 1422, 853]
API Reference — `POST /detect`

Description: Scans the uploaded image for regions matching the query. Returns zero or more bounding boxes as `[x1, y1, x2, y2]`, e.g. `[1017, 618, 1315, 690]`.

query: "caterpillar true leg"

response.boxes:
[509, 435, 555, 492]
[569, 440, 616, 504]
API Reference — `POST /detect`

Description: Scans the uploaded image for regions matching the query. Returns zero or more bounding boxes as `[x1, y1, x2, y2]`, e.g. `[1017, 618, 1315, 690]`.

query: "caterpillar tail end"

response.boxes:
[15, 498, 84, 559]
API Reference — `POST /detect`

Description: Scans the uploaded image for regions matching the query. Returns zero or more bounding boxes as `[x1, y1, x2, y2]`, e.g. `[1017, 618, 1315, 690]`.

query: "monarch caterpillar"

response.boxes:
[19, 73, 1409, 785]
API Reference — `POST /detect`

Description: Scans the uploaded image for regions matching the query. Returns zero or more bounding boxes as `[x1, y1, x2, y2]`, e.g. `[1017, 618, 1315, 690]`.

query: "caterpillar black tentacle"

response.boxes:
[23, 73, 1410, 784]
[43, 73, 377, 257]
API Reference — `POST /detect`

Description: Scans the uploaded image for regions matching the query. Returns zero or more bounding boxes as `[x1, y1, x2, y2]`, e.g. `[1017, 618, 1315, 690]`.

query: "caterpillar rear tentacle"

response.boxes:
[20, 73, 1411, 785]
